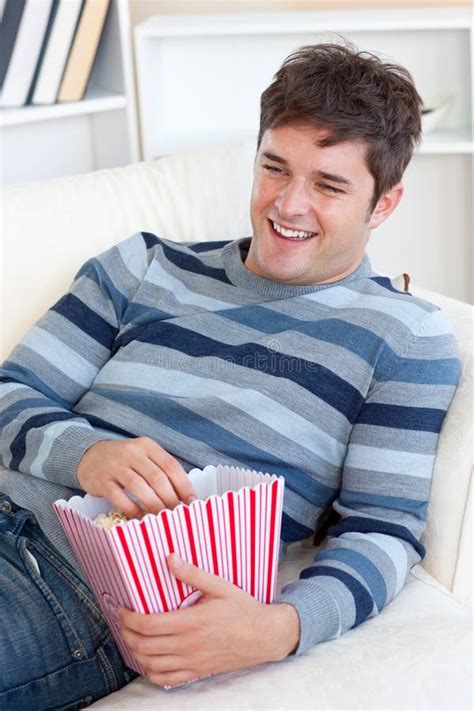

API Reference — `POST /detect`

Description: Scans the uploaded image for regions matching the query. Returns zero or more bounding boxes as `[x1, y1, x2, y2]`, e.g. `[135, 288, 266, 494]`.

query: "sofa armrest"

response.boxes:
[411, 286, 473, 606]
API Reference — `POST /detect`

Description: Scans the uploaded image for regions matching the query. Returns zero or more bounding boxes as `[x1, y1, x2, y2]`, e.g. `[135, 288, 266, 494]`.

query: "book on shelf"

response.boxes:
[31, 0, 84, 105]
[0, 0, 54, 108]
[57, 0, 110, 104]
[0, 0, 26, 91]
[26, 0, 61, 105]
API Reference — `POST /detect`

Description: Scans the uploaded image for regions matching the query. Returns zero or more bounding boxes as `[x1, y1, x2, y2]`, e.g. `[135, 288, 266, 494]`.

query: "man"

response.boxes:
[0, 43, 460, 707]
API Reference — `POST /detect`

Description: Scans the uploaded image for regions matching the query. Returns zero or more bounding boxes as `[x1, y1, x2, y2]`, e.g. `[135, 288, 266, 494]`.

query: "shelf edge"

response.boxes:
[0, 94, 128, 128]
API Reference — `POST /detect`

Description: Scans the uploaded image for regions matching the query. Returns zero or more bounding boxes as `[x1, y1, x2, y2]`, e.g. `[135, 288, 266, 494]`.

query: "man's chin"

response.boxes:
[249, 262, 311, 285]
[245, 247, 313, 284]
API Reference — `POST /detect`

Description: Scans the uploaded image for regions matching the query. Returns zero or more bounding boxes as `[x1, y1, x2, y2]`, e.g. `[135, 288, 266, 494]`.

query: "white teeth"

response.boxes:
[272, 221, 315, 239]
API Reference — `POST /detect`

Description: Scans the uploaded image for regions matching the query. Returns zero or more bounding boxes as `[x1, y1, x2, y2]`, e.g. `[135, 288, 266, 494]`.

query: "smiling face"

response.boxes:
[246, 124, 403, 285]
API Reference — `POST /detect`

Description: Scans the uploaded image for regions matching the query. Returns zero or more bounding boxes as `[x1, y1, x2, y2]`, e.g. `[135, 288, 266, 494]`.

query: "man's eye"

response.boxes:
[320, 183, 344, 194]
[262, 164, 283, 174]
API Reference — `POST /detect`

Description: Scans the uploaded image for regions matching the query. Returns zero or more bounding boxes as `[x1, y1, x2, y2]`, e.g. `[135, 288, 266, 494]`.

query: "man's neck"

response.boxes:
[314, 256, 365, 285]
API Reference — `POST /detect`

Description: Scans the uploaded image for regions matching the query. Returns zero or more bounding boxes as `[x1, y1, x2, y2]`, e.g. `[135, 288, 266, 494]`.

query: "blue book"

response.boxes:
[0, 0, 26, 90]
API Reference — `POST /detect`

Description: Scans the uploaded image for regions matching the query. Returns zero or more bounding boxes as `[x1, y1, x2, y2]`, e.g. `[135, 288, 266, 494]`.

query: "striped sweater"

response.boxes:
[0, 233, 460, 654]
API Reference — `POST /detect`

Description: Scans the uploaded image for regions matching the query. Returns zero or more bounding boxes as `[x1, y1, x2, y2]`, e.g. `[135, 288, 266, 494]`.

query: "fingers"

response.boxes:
[116, 632, 196, 688]
[76, 437, 196, 516]
[120, 627, 181, 656]
[168, 554, 233, 598]
[118, 618, 199, 688]
[135, 463, 180, 510]
[120, 438, 196, 511]
[138, 656, 203, 689]
[106, 469, 173, 519]
[123, 464, 179, 514]
[105, 483, 144, 520]
[119, 607, 190, 636]
[136, 654, 185, 675]
[142, 438, 197, 504]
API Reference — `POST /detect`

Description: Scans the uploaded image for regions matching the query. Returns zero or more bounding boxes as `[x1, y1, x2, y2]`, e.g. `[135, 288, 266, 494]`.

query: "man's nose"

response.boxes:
[274, 179, 311, 220]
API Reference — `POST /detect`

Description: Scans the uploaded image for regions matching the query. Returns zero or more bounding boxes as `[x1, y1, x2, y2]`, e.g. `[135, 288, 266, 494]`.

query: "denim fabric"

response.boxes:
[0, 495, 137, 710]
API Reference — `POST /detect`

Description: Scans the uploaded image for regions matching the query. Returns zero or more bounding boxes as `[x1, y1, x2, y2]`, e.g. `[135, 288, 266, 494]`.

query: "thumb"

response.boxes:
[167, 553, 229, 597]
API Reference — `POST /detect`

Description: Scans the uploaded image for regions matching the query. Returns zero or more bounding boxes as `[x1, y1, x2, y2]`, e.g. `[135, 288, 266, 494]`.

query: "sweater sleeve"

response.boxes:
[277, 308, 460, 654]
[0, 232, 152, 489]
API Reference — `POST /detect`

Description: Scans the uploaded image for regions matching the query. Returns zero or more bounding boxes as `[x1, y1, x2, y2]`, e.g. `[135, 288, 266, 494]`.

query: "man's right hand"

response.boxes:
[76, 437, 197, 518]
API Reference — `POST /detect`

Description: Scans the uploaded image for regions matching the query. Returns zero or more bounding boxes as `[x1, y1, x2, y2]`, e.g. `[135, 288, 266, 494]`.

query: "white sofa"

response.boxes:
[2, 143, 472, 710]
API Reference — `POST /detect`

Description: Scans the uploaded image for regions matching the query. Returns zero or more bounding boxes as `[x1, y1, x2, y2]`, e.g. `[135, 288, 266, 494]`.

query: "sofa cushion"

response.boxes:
[89, 542, 472, 710]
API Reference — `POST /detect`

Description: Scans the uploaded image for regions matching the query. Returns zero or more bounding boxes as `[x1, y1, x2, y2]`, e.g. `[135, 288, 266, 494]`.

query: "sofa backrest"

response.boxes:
[1, 142, 472, 606]
[2, 141, 256, 357]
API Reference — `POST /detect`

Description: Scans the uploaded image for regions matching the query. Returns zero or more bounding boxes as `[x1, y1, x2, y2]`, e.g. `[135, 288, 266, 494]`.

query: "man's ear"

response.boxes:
[368, 182, 404, 230]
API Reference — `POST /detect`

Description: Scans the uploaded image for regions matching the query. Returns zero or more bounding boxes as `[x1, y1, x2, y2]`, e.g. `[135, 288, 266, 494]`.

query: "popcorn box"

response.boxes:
[54, 465, 284, 675]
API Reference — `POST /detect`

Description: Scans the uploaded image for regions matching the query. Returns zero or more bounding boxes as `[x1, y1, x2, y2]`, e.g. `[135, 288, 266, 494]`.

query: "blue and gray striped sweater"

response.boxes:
[0, 233, 460, 653]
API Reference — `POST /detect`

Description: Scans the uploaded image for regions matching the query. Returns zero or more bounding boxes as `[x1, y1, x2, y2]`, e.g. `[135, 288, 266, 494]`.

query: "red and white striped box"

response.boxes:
[54, 465, 284, 675]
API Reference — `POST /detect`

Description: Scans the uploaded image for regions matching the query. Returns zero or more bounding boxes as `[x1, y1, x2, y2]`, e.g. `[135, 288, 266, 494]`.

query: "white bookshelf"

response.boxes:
[134, 8, 473, 160]
[134, 7, 473, 304]
[0, 0, 139, 185]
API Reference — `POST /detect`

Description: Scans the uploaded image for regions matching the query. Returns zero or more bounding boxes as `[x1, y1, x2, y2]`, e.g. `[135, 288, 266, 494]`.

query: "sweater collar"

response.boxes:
[222, 237, 373, 299]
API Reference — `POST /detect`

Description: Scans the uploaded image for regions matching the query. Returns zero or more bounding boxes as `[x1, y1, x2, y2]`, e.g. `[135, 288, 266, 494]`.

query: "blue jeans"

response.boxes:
[0, 495, 137, 710]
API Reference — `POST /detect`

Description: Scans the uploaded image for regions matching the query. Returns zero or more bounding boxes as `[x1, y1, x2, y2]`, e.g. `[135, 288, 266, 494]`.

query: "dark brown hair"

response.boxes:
[258, 42, 423, 210]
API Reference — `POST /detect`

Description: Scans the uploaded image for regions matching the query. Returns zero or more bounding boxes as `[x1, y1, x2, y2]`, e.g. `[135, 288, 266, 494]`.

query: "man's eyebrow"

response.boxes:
[316, 170, 353, 187]
[261, 151, 287, 165]
[261, 152, 353, 188]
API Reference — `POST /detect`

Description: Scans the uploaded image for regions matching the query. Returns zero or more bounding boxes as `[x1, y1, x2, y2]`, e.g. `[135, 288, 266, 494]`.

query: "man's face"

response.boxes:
[246, 124, 399, 285]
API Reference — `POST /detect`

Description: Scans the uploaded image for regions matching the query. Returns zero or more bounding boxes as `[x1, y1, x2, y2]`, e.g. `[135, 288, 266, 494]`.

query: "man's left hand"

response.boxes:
[119, 553, 300, 688]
